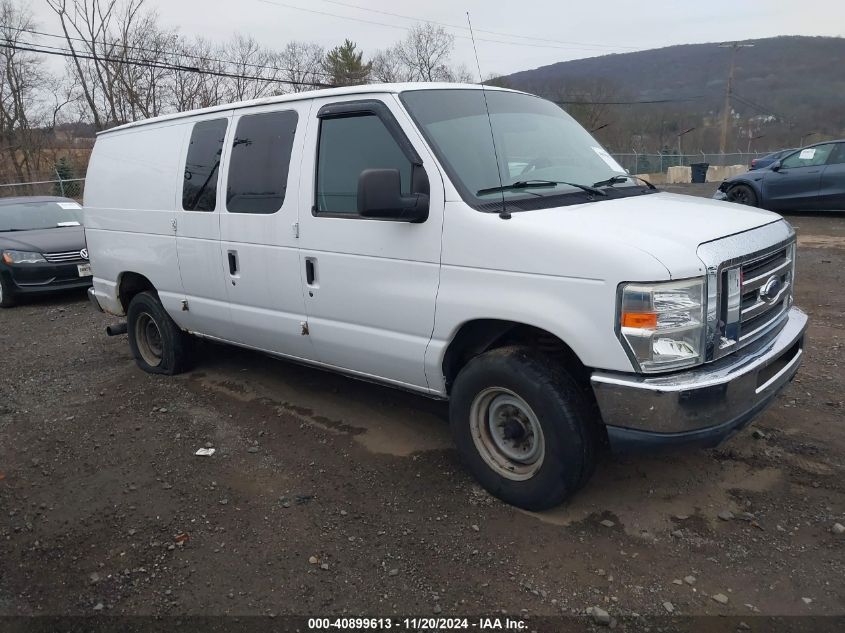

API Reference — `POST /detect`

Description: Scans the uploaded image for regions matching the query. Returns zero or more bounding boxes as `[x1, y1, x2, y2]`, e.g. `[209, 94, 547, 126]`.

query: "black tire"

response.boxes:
[449, 346, 598, 511]
[727, 183, 758, 207]
[0, 275, 16, 308]
[127, 291, 191, 375]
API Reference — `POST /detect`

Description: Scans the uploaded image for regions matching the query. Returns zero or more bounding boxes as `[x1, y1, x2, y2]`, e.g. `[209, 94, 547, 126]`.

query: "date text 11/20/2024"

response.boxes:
[308, 617, 527, 630]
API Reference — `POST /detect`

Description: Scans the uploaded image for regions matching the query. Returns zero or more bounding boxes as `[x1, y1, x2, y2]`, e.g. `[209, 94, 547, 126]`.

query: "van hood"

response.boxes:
[518, 191, 782, 278]
[0, 226, 86, 254]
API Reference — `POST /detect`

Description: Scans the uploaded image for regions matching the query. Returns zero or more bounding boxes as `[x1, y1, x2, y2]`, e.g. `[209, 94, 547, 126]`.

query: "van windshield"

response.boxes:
[401, 89, 649, 211]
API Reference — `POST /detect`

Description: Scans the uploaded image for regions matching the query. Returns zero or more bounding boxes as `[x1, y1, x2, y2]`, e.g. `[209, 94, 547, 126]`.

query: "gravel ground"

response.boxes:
[1, 187, 843, 629]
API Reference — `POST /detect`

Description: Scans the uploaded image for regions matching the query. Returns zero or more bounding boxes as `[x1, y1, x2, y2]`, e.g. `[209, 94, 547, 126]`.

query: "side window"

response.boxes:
[226, 110, 298, 214]
[316, 114, 412, 214]
[781, 144, 834, 169]
[826, 143, 845, 166]
[183, 119, 227, 211]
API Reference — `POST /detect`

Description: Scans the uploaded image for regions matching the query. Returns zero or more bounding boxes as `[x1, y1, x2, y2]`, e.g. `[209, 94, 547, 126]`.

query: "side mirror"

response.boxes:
[770, 161, 781, 172]
[357, 168, 429, 223]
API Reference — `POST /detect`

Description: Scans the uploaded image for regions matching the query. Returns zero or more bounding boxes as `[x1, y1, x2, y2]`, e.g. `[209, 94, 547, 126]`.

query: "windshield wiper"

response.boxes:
[592, 174, 657, 190]
[477, 179, 607, 197]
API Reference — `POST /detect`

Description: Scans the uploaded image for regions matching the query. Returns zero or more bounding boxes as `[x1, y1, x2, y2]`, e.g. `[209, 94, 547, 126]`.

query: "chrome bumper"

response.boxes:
[591, 307, 807, 452]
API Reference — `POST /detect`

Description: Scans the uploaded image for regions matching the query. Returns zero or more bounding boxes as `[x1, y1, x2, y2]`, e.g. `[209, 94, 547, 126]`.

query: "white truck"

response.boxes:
[85, 83, 806, 510]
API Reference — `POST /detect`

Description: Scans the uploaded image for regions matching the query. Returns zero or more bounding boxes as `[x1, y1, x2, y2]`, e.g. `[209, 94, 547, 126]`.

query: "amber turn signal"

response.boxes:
[621, 312, 658, 329]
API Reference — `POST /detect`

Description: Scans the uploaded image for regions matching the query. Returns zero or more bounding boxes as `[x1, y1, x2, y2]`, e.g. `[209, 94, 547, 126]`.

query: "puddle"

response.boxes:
[525, 456, 782, 536]
[188, 357, 451, 457]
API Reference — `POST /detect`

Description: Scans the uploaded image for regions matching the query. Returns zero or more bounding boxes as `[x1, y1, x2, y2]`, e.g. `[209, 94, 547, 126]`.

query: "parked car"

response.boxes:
[715, 140, 845, 210]
[0, 196, 91, 307]
[749, 148, 794, 171]
[85, 83, 807, 510]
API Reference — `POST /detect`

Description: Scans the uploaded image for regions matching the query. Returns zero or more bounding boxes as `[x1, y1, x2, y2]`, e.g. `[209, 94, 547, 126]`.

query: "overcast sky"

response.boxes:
[26, 0, 845, 75]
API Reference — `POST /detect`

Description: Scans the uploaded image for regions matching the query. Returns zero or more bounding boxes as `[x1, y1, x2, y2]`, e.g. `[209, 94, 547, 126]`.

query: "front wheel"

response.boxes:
[0, 275, 16, 308]
[127, 291, 191, 375]
[726, 183, 758, 206]
[449, 346, 597, 510]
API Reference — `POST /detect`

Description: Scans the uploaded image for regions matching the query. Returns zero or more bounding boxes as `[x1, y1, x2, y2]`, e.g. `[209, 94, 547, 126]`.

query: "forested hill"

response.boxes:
[499, 36, 845, 148]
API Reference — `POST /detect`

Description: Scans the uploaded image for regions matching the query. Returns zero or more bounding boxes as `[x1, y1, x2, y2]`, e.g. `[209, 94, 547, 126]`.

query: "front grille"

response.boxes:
[699, 221, 796, 363]
[44, 250, 85, 263]
[737, 244, 792, 346]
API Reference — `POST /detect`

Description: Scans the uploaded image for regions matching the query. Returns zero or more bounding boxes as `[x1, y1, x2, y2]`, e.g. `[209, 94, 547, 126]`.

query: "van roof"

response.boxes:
[99, 82, 520, 135]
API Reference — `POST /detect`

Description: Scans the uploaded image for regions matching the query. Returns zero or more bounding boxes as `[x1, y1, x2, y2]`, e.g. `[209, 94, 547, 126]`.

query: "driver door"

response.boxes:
[764, 144, 834, 210]
[296, 95, 445, 391]
[818, 142, 845, 210]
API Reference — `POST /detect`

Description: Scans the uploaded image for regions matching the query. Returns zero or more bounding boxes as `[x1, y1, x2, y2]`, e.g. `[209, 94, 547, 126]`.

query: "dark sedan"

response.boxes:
[715, 140, 845, 211]
[749, 148, 795, 171]
[0, 196, 92, 307]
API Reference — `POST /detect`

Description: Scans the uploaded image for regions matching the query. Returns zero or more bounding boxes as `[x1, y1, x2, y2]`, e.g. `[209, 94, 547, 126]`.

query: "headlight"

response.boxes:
[618, 278, 706, 372]
[2, 250, 46, 264]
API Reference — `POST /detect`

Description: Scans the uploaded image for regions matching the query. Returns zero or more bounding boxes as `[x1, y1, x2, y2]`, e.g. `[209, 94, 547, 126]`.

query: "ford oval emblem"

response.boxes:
[760, 275, 782, 303]
[80, 248, 89, 260]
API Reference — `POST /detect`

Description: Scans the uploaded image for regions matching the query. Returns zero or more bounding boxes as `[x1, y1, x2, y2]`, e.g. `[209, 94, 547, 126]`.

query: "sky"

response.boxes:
[24, 0, 845, 76]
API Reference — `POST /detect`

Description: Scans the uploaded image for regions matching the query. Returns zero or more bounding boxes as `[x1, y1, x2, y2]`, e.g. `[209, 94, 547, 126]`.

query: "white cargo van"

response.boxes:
[85, 83, 806, 510]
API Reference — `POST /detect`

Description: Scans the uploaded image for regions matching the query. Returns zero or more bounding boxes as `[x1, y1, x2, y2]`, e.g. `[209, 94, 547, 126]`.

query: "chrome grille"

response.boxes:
[737, 244, 793, 346]
[698, 221, 797, 363]
[43, 250, 85, 263]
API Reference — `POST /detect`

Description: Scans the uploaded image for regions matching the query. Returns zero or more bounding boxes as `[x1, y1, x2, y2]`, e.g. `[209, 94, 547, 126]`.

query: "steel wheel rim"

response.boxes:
[135, 312, 163, 367]
[469, 387, 545, 481]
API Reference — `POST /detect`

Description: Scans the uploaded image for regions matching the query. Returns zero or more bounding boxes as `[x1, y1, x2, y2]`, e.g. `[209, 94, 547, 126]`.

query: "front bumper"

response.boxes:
[3, 263, 92, 295]
[591, 306, 807, 453]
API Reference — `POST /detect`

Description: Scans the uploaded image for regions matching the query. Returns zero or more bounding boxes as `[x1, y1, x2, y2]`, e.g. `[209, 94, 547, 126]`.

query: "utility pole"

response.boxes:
[718, 42, 754, 155]
[677, 126, 696, 157]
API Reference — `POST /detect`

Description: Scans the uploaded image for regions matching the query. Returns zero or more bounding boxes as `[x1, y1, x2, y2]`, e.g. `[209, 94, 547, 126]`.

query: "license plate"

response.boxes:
[77, 263, 92, 277]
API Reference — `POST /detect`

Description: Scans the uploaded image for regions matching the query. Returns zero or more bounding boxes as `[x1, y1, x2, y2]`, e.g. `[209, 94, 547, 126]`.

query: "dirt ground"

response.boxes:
[1, 186, 843, 629]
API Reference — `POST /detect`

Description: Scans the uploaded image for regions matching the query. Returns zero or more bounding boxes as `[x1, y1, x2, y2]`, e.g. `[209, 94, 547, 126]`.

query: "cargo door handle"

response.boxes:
[227, 250, 238, 275]
[305, 257, 317, 286]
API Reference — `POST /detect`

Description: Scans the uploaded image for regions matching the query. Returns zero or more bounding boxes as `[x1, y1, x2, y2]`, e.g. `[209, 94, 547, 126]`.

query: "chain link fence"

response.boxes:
[0, 177, 86, 200]
[609, 152, 761, 175]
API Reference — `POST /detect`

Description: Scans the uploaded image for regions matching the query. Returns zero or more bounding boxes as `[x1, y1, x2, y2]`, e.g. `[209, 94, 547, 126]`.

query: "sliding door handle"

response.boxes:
[305, 258, 316, 285]
[227, 250, 238, 275]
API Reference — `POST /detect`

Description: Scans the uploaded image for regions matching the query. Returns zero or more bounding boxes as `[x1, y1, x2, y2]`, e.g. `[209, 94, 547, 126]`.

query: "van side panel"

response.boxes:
[84, 124, 187, 317]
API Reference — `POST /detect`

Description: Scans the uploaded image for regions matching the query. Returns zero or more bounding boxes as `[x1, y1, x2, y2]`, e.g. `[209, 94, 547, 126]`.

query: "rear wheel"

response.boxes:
[449, 346, 597, 510]
[127, 291, 191, 374]
[727, 183, 758, 206]
[0, 275, 16, 308]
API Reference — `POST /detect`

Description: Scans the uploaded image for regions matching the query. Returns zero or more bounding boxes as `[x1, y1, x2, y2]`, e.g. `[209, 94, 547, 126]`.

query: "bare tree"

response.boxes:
[395, 23, 457, 82]
[224, 34, 282, 101]
[369, 48, 411, 83]
[0, 0, 69, 184]
[279, 41, 326, 92]
[46, 0, 123, 128]
[371, 23, 468, 84]
[112, 6, 176, 121]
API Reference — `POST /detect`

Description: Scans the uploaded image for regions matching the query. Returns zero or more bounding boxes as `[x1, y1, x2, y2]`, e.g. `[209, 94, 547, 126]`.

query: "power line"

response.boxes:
[6, 25, 338, 81]
[257, 0, 638, 53]
[317, 0, 640, 51]
[731, 91, 793, 124]
[0, 41, 333, 88]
